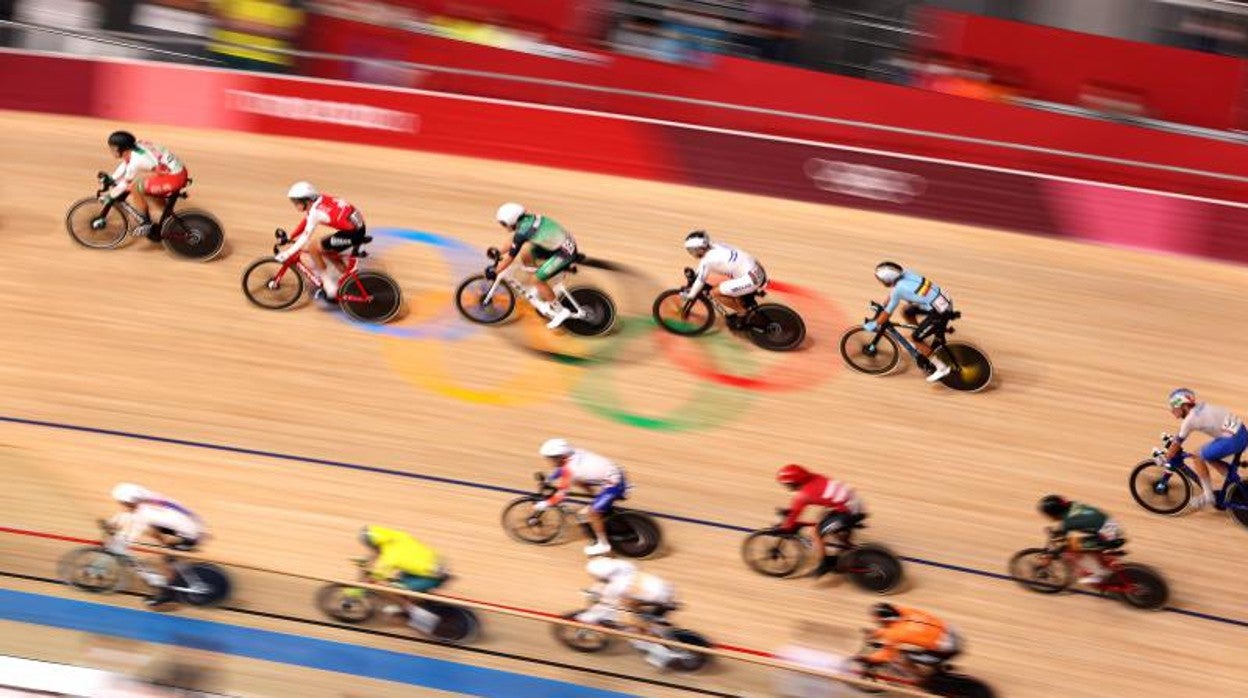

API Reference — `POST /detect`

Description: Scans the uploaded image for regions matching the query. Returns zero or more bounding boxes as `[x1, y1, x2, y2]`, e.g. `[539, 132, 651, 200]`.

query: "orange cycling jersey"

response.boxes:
[865, 606, 954, 665]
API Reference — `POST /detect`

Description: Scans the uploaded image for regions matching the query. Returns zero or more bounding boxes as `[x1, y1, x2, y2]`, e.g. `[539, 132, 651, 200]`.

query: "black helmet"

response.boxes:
[108, 130, 137, 152]
[871, 602, 900, 621]
[1038, 494, 1070, 519]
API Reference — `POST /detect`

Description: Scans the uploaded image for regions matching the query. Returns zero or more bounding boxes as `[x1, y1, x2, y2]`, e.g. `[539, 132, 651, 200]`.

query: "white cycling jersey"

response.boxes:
[687, 243, 766, 298]
[558, 449, 623, 488]
[108, 141, 183, 199]
[1179, 402, 1244, 440]
[108, 494, 203, 549]
[578, 558, 675, 624]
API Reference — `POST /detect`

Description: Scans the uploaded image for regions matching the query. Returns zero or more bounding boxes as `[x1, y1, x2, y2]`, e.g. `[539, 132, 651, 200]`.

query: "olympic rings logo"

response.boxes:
[358, 228, 848, 432]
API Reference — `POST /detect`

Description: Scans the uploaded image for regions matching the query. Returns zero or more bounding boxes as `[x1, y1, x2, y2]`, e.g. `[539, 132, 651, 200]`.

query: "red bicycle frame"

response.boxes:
[274, 248, 373, 304]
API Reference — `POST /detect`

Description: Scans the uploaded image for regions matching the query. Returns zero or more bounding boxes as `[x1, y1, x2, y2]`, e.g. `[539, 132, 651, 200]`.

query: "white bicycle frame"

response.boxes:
[483, 261, 589, 319]
[99, 532, 212, 596]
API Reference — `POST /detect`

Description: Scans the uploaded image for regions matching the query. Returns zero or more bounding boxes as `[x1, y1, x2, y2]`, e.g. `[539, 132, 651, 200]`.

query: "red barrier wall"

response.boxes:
[299, 13, 1248, 204]
[918, 8, 1246, 131]
[4, 51, 1246, 264]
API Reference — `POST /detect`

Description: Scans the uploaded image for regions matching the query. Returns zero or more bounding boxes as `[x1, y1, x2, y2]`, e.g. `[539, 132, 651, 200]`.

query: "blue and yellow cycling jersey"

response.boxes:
[365, 525, 441, 579]
[884, 270, 949, 314]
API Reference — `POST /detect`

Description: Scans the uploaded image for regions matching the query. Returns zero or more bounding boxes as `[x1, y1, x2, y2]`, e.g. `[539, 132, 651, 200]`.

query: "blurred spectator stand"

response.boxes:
[209, 0, 305, 72]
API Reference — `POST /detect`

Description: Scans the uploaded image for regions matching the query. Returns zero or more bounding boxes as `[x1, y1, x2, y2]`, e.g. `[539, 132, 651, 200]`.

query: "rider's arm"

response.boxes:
[277, 211, 321, 261]
[779, 489, 812, 532]
[1167, 414, 1196, 458]
[495, 237, 523, 274]
[685, 258, 712, 298]
[544, 467, 573, 506]
[107, 159, 137, 200]
[862, 624, 905, 665]
[600, 572, 634, 605]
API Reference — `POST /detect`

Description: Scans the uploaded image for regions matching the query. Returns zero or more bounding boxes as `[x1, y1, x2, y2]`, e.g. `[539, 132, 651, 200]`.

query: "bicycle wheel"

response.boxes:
[1128, 460, 1192, 515]
[424, 601, 480, 644]
[744, 304, 806, 351]
[924, 672, 997, 698]
[1225, 483, 1248, 529]
[316, 584, 376, 623]
[562, 287, 617, 337]
[1113, 564, 1169, 610]
[664, 629, 712, 672]
[1007, 548, 1071, 594]
[552, 611, 611, 652]
[842, 544, 904, 593]
[339, 271, 402, 324]
[839, 328, 901, 375]
[740, 530, 807, 577]
[936, 342, 993, 392]
[161, 211, 224, 261]
[176, 563, 231, 607]
[241, 258, 305, 310]
[65, 198, 128, 249]
[454, 274, 516, 324]
[500, 497, 566, 544]
[606, 511, 661, 558]
[652, 290, 715, 337]
[57, 547, 128, 593]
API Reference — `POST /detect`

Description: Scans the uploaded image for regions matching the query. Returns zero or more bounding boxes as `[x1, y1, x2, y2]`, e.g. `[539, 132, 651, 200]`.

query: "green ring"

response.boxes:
[570, 319, 756, 432]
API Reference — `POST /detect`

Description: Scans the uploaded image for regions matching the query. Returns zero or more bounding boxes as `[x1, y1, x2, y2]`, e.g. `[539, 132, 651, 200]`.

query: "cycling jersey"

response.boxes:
[1055, 502, 1123, 550]
[687, 243, 766, 299]
[290, 195, 364, 239]
[510, 214, 576, 257]
[866, 606, 959, 665]
[365, 525, 441, 579]
[108, 141, 187, 199]
[1178, 402, 1244, 441]
[780, 475, 860, 532]
[109, 493, 203, 548]
[883, 270, 952, 315]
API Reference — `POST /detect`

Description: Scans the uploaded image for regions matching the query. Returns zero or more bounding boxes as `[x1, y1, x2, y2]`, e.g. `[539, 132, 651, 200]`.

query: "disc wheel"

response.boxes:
[553, 612, 611, 652]
[500, 497, 566, 544]
[242, 258, 305, 310]
[842, 544, 904, 593]
[454, 274, 516, 324]
[424, 601, 480, 643]
[740, 530, 807, 577]
[561, 287, 617, 337]
[65, 198, 128, 249]
[743, 303, 806, 351]
[664, 629, 712, 672]
[316, 584, 376, 623]
[1114, 564, 1169, 610]
[840, 328, 901, 374]
[57, 547, 128, 593]
[1007, 548, 1071, 594]
[605, 511, 661, 558]
[652, 290, 715, 336]
[176, 564, 231, 607]
[161, 211, 224, 261]
[1128, 460, 1192, 515]
[339, 271, 402, 324]
[924, 672, 997, 698]
[936, 342, 993, 392]
[1225, 483, 1248, 529]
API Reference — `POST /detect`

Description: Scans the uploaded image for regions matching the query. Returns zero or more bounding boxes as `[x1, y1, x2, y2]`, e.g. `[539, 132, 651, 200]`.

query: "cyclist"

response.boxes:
[579, 556, 679, 668]
[275, 182, 368, 301]
[105, 483, 204, 608]
[490, 202, 579, 329]
[533, 438, 627, 556]
[1165, 388, 1247, 510]
[358, 525, 447, 634]
[775, 464, 863, 577]
[102, 130, 189, 242]
[864, 261, 954, 382]
[681, 231, 767, 329]
[1037, 494, 1125, 585]
[858, 603, 961, 678]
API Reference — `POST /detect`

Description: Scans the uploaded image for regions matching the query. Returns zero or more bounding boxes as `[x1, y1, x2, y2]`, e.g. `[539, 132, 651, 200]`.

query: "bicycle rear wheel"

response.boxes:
[65, 198, 128, 249]
[562, 287, 617, 337]
[161, 211, 224, 261]
[1113, 564, 1169, 610]
[176, 563, 231, 606]
[339, 271, 402, 324]
[841, 544, 904, 593]
[1223, 482, 1248, 529]
[242, 258, 305, 310]
[652, 290, 715, 336]
[839, 328, 901, 374]
[744, 304, 806, 351]
[936, 342, 993, 392]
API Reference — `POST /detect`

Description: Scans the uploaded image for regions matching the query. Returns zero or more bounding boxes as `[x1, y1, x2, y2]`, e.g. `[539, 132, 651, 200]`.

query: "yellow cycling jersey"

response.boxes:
[366, 525, 440, 579]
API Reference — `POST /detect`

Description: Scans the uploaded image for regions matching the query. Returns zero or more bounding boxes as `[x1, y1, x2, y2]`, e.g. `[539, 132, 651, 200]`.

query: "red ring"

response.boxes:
[656, 280, 846, 392]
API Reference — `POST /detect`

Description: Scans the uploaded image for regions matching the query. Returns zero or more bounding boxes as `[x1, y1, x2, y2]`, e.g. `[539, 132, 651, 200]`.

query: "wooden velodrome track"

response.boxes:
[2, 110, 1246, 697]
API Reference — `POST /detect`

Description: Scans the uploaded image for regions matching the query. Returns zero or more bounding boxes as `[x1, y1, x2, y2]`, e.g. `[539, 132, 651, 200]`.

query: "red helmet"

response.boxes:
[776, 464, 813, 486]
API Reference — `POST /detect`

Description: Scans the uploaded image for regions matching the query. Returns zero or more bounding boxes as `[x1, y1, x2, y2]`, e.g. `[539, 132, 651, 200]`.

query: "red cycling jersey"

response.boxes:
[290, 195, 363, 240]
[780, 474, 857, 531]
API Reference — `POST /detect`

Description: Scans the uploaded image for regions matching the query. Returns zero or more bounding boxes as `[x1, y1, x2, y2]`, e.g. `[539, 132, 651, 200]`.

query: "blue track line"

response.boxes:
[4, 414, 1247, 630]
[0, 589, 639, 697]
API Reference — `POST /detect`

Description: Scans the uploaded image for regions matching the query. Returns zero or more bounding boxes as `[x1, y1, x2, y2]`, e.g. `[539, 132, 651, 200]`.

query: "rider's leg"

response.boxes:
[583, 483, 623, 555]
[1074, 537, 1112, 584]
[535, 254, 575, 328]
[393, 574, 443, 633]
[1195, 431, 1245, 507]
[911, 316, 951, 381]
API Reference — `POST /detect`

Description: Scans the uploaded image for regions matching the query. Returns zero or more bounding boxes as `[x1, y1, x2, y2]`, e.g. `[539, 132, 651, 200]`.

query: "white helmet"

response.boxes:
[539, 438, 574, 458]
[684, 230, 711, 254]
[287, 181, 319, 201]
[111, 482, 149, 505]
[587, 556, 633, 580]
[874, 261, 904, 286]
[496, 202, 525, 228]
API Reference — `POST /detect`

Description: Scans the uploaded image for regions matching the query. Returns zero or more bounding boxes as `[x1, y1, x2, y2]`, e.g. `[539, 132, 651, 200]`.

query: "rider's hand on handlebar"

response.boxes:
[484, 266, 498, 281]
[863, 320, 879, 333]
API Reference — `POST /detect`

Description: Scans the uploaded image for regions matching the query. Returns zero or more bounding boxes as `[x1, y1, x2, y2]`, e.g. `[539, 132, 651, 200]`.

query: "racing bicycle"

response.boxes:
[839, 301, 992, 392]
[554, 590, 711, 672]
[315, 559, 479, 644]
[241, 228, 402, 324]
[501, 472, 662, 558]
[652, 267, 806, 351]
[852, 640, 996, 698]
[64, 171, 225, 261]
[741, 509, 903, 593]
[455, 247, 616, 336]
[1129, 432, 1248, 529]
[1008, 535, 1168, 610]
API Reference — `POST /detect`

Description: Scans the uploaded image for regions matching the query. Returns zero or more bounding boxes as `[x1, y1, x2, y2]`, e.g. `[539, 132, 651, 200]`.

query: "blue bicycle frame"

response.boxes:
[1152, 444, 1246, 510]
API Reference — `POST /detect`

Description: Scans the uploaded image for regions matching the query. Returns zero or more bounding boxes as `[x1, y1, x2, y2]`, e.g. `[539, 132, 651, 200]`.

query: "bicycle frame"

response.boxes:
[97, 173, 189, 233]
[864, 301, 964, 371]
[1151, 442, 1246, 510]
[482, 262, 588, 318]
[272, 248, 373, 304]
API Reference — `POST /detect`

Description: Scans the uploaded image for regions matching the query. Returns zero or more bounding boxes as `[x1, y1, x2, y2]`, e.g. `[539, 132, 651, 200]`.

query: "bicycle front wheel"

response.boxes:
[65, 198, 128, 249]
[652, 290, 715, 336]
[839, 328, 901, 374]
[242, 258, 304, 310]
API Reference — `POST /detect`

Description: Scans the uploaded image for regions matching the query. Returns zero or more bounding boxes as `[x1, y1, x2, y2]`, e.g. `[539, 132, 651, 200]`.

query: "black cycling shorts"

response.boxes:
[322, 226, 369, 253]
